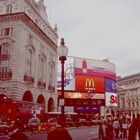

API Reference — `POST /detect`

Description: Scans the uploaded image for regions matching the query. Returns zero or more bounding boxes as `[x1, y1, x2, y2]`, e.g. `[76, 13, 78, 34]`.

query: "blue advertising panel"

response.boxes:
[74, 106, 100, 113]
[57, 57, 75, 91]
[105, 79, 116, 93]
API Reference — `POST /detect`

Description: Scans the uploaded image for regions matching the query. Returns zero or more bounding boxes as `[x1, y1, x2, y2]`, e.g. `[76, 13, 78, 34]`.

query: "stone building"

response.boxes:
[117, 73, 140, 119]
[0, 0, 58, 113]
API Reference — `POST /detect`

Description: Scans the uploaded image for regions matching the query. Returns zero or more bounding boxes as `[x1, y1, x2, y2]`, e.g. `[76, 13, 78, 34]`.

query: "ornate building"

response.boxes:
[117, 73, 140, 119]
[0, 0, 58, 113]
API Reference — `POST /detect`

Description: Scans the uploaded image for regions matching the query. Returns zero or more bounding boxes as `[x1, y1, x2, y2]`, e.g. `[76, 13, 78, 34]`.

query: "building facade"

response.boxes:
[117, 73, 140, 119]
[0, 0, 58, 113]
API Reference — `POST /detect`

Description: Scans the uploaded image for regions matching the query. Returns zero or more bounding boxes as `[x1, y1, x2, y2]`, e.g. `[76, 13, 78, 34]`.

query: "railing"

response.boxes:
[24, 74, 34, 84]
[37, 81, 46, 89]
[0, 54, 10, 60]
[0, 69, 12, 80]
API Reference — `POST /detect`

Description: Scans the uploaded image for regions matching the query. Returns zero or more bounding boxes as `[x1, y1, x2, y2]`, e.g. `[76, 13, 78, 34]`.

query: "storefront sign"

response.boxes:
[75, 75, 105, 93]
[105, 92, 118, 107]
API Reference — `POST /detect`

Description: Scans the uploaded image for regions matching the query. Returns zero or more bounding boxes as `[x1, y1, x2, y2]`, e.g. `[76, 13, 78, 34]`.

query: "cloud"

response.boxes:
[45, 0, 140, 77]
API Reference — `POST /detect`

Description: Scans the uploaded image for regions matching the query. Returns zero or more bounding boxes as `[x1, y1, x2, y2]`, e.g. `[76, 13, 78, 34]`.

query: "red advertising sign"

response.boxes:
[75, 75, 105, 93]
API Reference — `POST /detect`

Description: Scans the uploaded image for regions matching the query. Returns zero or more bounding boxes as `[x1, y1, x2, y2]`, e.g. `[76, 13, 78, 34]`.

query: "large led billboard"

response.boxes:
[57, 57, 75, 90]
[58, 91, 105, 99]
[74, 57, 116, 80]
[75, 75, 105, 93]
[105, 92, 118, 107]
[105, 78, 116, 93]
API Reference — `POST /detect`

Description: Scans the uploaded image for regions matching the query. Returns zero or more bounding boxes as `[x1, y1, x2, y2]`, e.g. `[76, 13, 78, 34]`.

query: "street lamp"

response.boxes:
[57, 38, 68, 127]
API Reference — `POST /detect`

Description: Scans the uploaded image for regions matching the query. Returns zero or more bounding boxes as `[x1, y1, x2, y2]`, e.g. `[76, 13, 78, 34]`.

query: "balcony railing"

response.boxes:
[24, 74, 34, 84]
[37, 81, 46, 89]
[48, 85, 55, 92]
[0, 69, 12, 80]
[0, 54, 10, 60]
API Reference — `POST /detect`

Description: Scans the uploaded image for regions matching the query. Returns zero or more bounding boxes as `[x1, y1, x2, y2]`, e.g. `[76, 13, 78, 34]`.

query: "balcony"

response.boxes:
[48, 85, 55, 92]
[0, 69, 12, 80]
[24, 74, 34, 84]
[1, 54, 10, 60]
[37, 80, 46, 89]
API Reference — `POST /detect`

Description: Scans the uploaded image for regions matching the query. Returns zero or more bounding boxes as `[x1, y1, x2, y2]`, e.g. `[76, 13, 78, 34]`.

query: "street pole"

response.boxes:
[59, 56, 66, 127]
[58, 38, 68, 127]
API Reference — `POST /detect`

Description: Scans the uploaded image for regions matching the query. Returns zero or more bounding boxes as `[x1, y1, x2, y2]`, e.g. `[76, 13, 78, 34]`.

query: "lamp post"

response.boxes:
[57, 38, 68, 127]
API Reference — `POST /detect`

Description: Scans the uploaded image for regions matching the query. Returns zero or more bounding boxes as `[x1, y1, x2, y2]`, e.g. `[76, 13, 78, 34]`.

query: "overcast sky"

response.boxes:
[44, 0, 140, 77]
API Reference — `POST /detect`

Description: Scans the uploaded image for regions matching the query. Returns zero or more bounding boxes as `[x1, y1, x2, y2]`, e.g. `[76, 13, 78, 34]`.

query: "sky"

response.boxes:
[43, 0, 140, 77]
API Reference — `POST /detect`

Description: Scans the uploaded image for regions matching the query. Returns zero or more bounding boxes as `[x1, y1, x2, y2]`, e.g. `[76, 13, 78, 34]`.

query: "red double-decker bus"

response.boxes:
[0, 98, 45, 124]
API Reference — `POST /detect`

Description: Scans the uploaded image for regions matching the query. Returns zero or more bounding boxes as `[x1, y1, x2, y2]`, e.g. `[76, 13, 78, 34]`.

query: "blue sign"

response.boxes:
[74, 106, 100, 112]
[105, 79, 116, 93]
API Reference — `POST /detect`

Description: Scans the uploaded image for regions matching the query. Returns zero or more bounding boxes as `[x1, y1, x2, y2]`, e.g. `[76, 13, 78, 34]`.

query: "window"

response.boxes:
[38, 56, 45, 81]
[27, 34, 34, 45]
[26, 49, 32, 76]
[0, 43, 11, 79]
[128, 102, 130, 108]
[6, 4, 12, 14]
[0, 27, 13, 36]
[137, 101, 139, 107]
[49, 61, 55, 86]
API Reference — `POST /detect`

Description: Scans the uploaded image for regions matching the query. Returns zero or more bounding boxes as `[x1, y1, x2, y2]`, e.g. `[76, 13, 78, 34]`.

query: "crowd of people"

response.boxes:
[98, 116, 140, 140]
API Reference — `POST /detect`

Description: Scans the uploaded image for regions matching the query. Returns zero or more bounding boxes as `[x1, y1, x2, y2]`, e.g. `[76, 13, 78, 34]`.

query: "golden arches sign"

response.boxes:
[85, 79, 95, 88]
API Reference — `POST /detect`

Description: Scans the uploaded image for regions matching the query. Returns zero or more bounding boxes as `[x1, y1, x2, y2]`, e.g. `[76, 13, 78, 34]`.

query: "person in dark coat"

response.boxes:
[98, 122, 106, 140]
[128, 118, 139, 140]
[47, 125, 72, 140]
[105, 120, 114, 140]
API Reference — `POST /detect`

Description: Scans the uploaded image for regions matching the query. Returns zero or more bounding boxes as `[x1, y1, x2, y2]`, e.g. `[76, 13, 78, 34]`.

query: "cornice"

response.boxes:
[24, 0, 58, 38]
[117, 73, 140, 82]
[0, 12, 58, 51]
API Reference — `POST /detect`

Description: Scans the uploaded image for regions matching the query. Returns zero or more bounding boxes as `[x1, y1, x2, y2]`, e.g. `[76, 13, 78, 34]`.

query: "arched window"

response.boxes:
[26, 49, 32, 76]
[38, 55, 45, 81]
[6, 4, 12, 14]
[49, 61, 55, 86]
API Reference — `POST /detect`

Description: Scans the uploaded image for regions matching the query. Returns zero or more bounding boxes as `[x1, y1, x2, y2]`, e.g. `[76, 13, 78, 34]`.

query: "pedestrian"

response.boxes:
[47, 125, 72, 140]
[98, 121, 106, 140]
[119, 119, 123, 138]
[122, 120, 128, 138]
[113, 119, 120, 138]
[128, 118, 139, 140]
[105, 120, 113, 140]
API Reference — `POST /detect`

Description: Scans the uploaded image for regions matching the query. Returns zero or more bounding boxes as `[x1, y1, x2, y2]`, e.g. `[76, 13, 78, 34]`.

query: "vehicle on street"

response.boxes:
[65, 118, 75, 128]
[0, 124, 10, 135]
[27, 117, 41, 131]
[45, 118, 58, 131]
[78, 118, 87, 126]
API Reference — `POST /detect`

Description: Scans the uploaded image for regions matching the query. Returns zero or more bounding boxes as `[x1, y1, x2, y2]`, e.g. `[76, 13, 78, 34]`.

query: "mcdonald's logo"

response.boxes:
[85, 79, 94, 88]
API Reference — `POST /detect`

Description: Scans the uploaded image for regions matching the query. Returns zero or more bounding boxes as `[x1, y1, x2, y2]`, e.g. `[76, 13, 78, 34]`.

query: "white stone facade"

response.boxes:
[117, 73, 140, 119]
[0, 0, 58, 112]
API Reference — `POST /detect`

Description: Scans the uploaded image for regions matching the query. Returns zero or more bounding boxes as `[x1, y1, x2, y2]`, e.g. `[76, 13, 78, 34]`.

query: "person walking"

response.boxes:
[105, 120, 113, 140]
[128, 118, 139, 140]
[113, 119, 120, 139]
[122, 120, 128, 138]
[98, 121, 106, 140]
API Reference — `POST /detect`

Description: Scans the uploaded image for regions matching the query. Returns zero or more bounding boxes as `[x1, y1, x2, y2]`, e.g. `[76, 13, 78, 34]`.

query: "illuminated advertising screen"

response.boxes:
[105, 92, 118, 107]
[57, 57, 75, 91]
[74, 57, 116, 80]
[58, 92, 105, 99]
[75, 75, 105, 93]
[105, 79, 116, 93]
